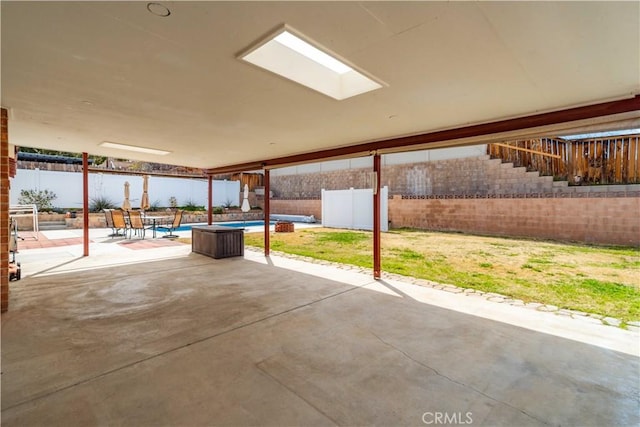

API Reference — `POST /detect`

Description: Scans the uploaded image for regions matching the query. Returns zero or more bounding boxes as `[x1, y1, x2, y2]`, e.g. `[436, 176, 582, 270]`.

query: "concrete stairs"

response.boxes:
[38, 221, 67, 231]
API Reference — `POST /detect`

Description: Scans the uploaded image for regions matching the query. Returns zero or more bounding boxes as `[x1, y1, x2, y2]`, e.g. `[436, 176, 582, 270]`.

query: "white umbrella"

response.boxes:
[241, 184, 250, 226]
[122, 181, 131, 211]
[241, 184, 250, 213]
[140, 175, 150, 211]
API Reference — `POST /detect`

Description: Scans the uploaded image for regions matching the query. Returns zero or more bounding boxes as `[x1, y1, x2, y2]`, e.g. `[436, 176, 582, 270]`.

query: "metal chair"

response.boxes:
[157, 210, 183, 238]
[103, 209, 121, 237]
[127, 210, 146, 239]
[110, 209, 128, 238]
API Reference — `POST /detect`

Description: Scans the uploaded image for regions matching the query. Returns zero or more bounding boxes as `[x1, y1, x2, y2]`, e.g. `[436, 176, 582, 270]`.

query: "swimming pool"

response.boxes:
[174, 221, 273, 231]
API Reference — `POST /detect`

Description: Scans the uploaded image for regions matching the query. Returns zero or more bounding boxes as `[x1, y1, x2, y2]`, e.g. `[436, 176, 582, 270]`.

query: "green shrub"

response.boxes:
[146, 200, 162, 212]
[18, 189, 57, 211]
[90, 196, 117, 212]
[213, 206, 224, 214]
[181, 199, 205, 211]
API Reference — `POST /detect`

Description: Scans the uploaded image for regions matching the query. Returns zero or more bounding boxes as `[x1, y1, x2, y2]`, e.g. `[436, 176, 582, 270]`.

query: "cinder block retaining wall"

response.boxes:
[270, 195, 640, 246]
[271, 155, 562, 198]
[388, 195, 640, 246]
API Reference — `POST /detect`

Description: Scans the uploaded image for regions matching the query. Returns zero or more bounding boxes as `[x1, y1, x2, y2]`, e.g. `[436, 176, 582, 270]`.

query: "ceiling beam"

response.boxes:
[205, 95, 640, 175]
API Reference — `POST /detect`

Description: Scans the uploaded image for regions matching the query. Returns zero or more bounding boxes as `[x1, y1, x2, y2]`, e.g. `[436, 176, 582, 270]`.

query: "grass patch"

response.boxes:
[243, 228, 640, 323]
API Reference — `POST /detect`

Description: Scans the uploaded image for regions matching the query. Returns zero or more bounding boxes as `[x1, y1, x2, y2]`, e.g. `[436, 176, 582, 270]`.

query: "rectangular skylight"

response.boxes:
[239, 26, 385, 100]
[100, 141, 171, 155]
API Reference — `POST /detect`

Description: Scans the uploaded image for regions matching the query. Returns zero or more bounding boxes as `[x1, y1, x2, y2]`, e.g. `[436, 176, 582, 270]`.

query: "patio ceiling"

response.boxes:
[2, 1, 639, 170]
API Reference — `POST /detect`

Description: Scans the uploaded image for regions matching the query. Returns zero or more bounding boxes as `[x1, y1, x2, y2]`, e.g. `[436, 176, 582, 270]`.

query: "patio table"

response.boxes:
[142, 215, 173, 238]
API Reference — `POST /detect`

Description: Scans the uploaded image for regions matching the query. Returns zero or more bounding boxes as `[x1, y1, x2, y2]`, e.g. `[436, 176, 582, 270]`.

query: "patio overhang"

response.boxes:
[204, 95, 640, 175]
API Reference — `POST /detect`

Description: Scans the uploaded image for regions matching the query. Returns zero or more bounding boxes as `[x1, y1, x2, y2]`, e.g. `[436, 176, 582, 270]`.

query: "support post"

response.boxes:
[207, 175, 213, 225]
[264, 169, 270, 257]
[373, 153, 381, 279]
[1, 108, 9, 312]
[82, 152, 89, 257]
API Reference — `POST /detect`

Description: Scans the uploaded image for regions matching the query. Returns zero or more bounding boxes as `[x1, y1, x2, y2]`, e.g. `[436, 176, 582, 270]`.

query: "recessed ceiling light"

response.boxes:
[100, 141, 171, 156]
[147, 2, 170, 17]
[239, 25, 386, 100]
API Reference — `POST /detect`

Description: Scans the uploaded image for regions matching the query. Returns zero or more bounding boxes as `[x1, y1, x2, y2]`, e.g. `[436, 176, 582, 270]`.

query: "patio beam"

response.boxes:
[82, 153, 89, 257]
[204, 95, 640, 175]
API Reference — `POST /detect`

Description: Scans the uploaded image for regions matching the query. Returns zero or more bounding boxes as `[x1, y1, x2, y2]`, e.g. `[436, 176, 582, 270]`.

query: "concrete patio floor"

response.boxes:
[2, 230, 639, 426]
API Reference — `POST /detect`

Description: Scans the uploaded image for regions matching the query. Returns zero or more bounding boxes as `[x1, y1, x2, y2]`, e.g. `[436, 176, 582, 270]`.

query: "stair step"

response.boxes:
[39, 221, 67, 230]
[552, 181, 568, 187]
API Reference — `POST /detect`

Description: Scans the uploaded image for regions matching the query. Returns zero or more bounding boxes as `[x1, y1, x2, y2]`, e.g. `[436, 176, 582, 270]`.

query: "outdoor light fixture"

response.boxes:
[239, 25, 386, 100]
[99, 141, 171, 155]
[147, 2, 171, 17]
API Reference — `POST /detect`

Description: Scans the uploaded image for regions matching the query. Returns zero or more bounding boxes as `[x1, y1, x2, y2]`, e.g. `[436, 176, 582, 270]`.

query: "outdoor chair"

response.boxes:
[157, 209, 183, 238]
[127, 210, 146, 239]
[103, 209, 121, 237]
[110, 209, 128, 238]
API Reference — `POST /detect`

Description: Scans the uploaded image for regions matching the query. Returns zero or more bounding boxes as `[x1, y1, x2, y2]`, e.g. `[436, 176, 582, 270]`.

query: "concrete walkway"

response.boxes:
[2, 230, 638, 426]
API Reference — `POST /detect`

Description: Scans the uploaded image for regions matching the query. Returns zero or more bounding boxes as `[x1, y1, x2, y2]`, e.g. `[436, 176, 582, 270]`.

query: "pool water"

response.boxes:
[174, 221, 273, 231]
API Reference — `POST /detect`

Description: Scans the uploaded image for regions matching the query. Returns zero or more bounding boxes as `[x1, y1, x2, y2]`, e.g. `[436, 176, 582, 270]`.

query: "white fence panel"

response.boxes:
[321, 187, 388, 231]
[10, 169, 239, 209]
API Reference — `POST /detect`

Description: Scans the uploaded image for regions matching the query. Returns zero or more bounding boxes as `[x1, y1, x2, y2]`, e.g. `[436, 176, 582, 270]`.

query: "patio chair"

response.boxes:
[103, 209, 120, 237]
[157, 209, 183, 238]
[127, 210, 146, 239]
[110, 209, 128, 238]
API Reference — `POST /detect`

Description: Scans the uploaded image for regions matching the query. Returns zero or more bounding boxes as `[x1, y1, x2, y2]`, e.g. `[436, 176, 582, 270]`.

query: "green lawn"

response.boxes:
[244, 228, 640, 325]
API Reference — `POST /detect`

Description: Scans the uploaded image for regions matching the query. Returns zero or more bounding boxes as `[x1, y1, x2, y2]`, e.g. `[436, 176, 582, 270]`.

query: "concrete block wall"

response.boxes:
[388, 195, 640, 246]
[382, 156, 559, 195]
[271, 169, 372, 199]
[271, 155, 558, 198]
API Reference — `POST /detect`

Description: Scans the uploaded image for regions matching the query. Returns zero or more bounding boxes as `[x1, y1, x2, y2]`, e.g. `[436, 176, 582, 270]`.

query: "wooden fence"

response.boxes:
[230, 172, 264, 191]
[488, 134, 640, 185]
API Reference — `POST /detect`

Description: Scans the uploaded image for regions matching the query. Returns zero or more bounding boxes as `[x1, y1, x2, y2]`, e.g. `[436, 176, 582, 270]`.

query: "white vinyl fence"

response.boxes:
[10, 169, 240, 209]
[321, 187, 388, 231]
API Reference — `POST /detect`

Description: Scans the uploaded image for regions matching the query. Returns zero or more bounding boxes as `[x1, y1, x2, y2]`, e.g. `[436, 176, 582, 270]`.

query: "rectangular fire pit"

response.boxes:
[275, 221, 294, 232]
[192, 225, 244, 259]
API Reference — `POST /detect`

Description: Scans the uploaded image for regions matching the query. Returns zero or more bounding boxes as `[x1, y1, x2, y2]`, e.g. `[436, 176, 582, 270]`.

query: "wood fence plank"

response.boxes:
[630, 137, 638, 182]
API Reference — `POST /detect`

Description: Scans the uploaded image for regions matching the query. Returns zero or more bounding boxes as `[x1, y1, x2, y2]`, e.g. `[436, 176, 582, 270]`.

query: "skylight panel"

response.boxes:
[239, 26, 385, 100]
[273, 32, 352, 75]
[100, 141, 170, 155]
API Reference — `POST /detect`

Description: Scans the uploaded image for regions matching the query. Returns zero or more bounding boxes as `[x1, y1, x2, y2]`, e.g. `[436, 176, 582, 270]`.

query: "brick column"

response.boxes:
[1, 108, 9, 312]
